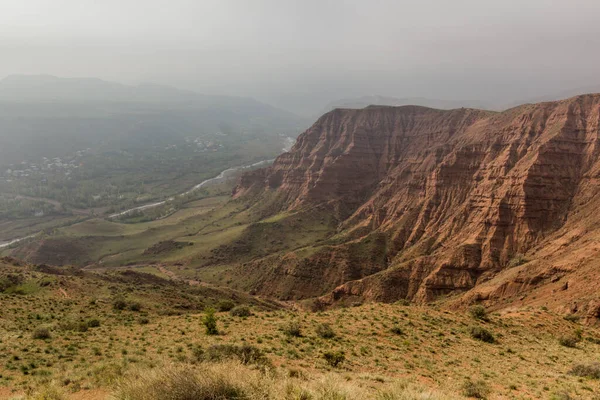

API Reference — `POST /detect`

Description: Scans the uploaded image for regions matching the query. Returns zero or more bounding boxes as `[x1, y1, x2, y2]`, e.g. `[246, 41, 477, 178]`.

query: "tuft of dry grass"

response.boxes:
[112, 362, 455, 400]
[26, 383, 67, 400]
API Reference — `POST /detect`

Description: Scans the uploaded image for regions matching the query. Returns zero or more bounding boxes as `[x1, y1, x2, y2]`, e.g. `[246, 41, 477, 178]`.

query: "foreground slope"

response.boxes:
[2, 257, 600, 399]
[231, 94, 600, 312]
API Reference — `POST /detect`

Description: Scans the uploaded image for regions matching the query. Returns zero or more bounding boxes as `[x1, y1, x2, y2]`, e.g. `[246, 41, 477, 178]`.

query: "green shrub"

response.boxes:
[203, 308, 218, 335]
[470, 327, 495, 343]
[390, 326, 404, 335]
[128, 302, 142, 312]
[139, 317, 150, 325]
[87, 319, 101, 328]
[230, 306, 252, 317]
[323, 351, 345, 368]
[32, 327, 51, 340]
[113, 298, 127, 311]
[570, 362, 600, 379]
[559, 335, 580, 348]
[202, 344, 271, 368]
[462, 379, 491, 399]
[217, 300, 235, 312]
[283, 321, 302, 337]
[315, 323, 336, 339]
[563, 314, 580, 323]
[469, 305, 489, 321]
[508, 253, 527, 268]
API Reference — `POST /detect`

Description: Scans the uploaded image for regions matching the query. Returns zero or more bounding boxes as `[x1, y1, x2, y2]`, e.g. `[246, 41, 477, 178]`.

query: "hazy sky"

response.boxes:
[2, 0, 600, 113]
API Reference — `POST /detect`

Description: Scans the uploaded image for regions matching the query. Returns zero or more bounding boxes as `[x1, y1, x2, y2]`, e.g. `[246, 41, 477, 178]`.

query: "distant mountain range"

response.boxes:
[0, 74, 307, 119]
[0, 75, 309, 164]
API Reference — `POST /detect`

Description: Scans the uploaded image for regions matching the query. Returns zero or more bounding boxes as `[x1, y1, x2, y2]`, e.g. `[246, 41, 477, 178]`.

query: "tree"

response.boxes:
[203, 308, 218, 335]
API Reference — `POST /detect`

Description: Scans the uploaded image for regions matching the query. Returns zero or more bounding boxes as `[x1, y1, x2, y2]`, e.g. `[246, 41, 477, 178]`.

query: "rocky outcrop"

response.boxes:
[234, 95, 600, 306]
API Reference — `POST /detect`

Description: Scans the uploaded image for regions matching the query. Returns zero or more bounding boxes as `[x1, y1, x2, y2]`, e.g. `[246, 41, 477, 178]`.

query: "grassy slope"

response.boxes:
[3, 185, 341, 295]
[1, 260, 600, 399]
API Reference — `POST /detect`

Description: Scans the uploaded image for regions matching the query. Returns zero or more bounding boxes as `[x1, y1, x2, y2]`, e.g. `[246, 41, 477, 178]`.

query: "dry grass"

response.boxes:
[3, 262, 600, 399]
[112, 361, 456, 400]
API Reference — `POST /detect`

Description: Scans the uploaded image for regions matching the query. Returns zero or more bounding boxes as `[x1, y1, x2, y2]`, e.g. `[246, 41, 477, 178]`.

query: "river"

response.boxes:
[0, 158, 274, 249]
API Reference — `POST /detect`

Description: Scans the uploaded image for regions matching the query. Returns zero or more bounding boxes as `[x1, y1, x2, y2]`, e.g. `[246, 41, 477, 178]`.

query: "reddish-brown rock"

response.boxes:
[234, 95, 600, 309]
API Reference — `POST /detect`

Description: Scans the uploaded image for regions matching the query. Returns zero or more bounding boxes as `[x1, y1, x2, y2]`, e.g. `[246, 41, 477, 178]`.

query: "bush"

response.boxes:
[563, 314, 580, 323]
[113, 298, 127, 311]
[217, 300, 235, 312]
[32, 327, 51, 340]
[315, 323, 336, 339]
[283, 321, 302, 337]
[202, 344, 271, 368]
[230, 306, 252, 317]
[87, 319, 101, 328]
[559, 335, 580, 348]
[113, 364, 247, 400]
[323, 351, 345, 368]
[462, 379, 491, 399]
[128, 302, 142, 312]
[570, 362, 600, 379]
[469, 305, 489, 321]
[203, 308, 218, 335]
[470, 327, 495, 343]
[508, 253, 527, 268]
[55, 319, 89, 332]
[139, 317, 150, 325]
[390, 326, 404, 335]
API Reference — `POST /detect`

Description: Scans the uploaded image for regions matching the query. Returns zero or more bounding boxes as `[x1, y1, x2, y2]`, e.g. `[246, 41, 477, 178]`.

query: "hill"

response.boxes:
[2, 256, 600, 399]
[228, 95, 600, 315]
[0, 75, 307, 165]
[7, 94, 600, 323]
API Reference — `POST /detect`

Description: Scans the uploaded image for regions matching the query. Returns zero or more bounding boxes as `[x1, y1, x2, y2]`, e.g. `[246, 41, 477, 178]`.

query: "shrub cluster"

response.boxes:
[230, 306, 252, 317]
[462, 379, 491, 399]
[113, 297, 142, 312]
[323, 351, 345, 368]
[570, 362, 600, 379]
[469, 305, 489, 321]
[559, 335, 580, 348]
[32, 327, 51, 340]
[470, 327, 495, 343]
[560, 329, 583, 348]
[217, 300, 235, 312]
[390, 326, 404, 335]
[283, 321, 302, 337]
[200, 344, 271, 368]
[315, 323, 336, 339]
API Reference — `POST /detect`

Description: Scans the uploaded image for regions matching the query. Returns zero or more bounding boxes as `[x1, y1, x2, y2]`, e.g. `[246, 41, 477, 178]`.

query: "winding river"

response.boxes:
[0, 159, 274, 250]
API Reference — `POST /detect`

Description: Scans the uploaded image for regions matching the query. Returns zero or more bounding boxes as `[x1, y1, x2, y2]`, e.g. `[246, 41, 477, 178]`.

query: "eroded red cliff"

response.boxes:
[233, 95, 600, 308]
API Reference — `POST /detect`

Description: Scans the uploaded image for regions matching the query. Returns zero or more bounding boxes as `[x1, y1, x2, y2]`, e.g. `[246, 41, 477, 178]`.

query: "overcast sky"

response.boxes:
[2, 0, 600, 114]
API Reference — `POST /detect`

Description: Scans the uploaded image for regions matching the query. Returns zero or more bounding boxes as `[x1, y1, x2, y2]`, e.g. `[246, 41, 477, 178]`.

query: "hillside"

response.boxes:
[0, 75, 308, 243]
[2, 256, 600, 399]
[228, 94, 600, 314]
[6, 94, 600, 322]
[0, 74, 307, 165]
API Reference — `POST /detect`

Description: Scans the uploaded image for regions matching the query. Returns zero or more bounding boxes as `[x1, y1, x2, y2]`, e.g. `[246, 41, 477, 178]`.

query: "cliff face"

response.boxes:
[234, 95, 600, 306]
